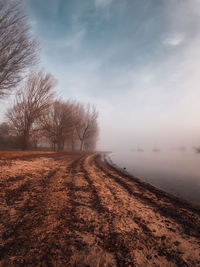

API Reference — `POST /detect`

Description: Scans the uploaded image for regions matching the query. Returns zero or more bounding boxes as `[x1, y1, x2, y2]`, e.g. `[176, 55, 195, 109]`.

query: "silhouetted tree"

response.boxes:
[0, 0, 38, 98]
[7, 71, 56, 150]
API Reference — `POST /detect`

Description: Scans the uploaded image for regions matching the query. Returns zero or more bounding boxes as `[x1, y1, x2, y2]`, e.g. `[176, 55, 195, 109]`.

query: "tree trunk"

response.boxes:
[22, 133, 29, 150]
[80, 140, 84, 151]
[71, 139, 74, 151]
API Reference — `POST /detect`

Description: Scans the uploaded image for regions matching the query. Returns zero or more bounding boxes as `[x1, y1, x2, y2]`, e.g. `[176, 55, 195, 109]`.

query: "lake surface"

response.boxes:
[109, 149, 200, 204]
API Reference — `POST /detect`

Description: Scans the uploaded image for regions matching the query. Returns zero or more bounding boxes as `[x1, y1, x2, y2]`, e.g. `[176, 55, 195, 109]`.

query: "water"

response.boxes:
[110, 149, 200, 204]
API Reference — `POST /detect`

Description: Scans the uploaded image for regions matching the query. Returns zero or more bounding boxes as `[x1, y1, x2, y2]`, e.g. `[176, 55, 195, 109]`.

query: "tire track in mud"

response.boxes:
[90, 154, 195, 267]
[49, 154, 97, 265]
[55, 154, 119, 266]
[80, 155, 134, 267]
[95, 154, 200, 239]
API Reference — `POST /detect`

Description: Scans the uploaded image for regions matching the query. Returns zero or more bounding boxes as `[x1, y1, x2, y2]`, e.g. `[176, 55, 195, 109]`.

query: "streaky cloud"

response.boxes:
[163, 33, 185, 47]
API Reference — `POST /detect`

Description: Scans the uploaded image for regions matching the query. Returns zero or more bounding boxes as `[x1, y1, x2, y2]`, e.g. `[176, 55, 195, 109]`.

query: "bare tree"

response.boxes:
[84, 121, 99, 151]
[40, 100, 75, 151]
[75, 104, 99, 151]
[7, 71, 56, 150]
[0, 0, 38, 98]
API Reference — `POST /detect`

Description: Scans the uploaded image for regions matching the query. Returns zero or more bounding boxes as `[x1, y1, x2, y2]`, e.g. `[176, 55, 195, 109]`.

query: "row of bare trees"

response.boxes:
[0, 0, 99, 151]
[6, 71, 98, 151]
[40, 101, 98, 151]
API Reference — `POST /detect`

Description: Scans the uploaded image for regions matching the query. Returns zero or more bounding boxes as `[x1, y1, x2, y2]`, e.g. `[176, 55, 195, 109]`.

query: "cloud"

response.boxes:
[163, 33, 185, 47]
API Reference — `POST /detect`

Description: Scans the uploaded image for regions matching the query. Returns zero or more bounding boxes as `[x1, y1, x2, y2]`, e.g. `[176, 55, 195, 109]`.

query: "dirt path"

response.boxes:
[0, 151, 200, 266]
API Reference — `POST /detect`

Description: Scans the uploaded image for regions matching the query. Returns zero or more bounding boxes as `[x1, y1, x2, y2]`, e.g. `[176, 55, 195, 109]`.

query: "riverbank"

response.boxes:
[0, 151, 200, 266]
[109, 150, 200, 204]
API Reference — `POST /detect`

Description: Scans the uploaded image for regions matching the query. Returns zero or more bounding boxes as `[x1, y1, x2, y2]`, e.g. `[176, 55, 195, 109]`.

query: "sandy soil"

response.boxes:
[0, 151, 200, 266]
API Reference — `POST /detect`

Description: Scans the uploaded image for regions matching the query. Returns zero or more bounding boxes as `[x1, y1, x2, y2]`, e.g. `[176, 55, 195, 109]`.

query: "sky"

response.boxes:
[1, 0, 200, 150]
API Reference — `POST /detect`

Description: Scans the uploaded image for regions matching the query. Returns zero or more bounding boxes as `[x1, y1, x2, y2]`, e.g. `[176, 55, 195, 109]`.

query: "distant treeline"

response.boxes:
[0, 1, 98, 151]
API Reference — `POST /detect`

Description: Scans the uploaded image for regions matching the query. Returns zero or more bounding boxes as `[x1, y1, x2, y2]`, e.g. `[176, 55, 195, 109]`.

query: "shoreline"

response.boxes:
[106, 152, 200, 205]
[104, 153, 200, 209]
[0, 151, 200, 266]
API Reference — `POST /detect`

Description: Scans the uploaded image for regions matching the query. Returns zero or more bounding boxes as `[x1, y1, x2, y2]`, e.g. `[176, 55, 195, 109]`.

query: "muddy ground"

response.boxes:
[0, 151, 200, 266]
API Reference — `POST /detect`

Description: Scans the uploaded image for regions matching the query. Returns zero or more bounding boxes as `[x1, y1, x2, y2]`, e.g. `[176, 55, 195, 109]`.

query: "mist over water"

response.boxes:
[110, 148, 200, 204]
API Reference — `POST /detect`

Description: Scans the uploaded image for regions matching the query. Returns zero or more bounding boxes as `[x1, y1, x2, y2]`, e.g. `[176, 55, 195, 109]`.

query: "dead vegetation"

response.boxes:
[0, 151, 200, 266]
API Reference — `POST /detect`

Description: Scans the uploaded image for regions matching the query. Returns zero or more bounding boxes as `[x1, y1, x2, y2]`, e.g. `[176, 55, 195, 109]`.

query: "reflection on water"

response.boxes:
[110, 149, 200, 204]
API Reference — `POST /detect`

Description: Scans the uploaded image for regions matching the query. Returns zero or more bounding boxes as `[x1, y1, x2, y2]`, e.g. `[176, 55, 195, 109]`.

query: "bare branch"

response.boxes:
[0, 0, 38, 98]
